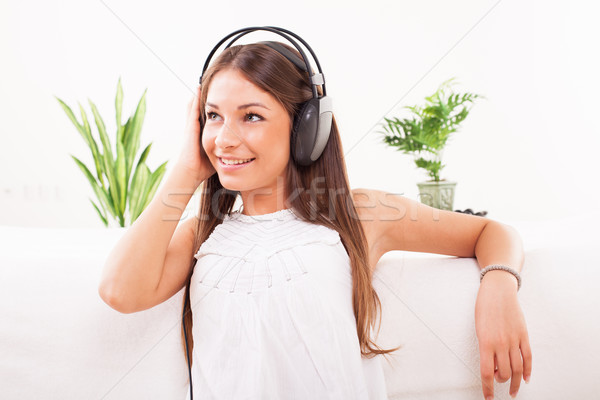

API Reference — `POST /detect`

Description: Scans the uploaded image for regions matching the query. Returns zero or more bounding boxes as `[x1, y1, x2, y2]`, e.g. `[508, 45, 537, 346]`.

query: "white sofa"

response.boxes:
[1, 213, 599, 400]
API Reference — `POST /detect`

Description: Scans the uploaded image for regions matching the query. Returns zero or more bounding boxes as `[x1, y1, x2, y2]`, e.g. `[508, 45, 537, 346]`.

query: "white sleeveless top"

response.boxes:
[186, 207, 388, 399]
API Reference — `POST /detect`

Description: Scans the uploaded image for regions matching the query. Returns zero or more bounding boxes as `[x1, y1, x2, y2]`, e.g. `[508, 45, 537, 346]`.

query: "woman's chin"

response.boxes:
[217, 177, 247, 192]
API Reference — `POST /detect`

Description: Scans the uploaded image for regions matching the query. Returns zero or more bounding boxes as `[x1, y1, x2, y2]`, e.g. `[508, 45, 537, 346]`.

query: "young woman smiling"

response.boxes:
[99, 40, 531, 400]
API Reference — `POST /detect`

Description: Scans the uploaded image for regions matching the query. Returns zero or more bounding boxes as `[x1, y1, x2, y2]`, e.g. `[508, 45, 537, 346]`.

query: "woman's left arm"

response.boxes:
[352, 188, 533, 400]
[473, 221, 532, 400]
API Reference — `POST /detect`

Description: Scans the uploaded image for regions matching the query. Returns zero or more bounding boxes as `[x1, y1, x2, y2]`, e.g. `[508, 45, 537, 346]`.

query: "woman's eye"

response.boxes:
[205, 111, 262, 122]
[245, 112, 262, 122]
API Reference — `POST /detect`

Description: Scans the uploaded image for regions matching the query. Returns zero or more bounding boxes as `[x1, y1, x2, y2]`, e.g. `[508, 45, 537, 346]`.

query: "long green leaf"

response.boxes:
[128, 164, 140, 215]
[117, 142, 128, 213]
[78, 103, 105, 186]
[115, 77, 124, 144]
[127, 142, 151, 213]
[90, 199, 108, 227]
[101, 150, 121, 220]
[138, 161, 168, 214]
[71, 154, 98, 186]
[125, 89, 147, 168]
[89, 100, 120, 216]
[89, 99, 114, 165]
[71, 154, 115, 219]
[130, 164, 150, 221]
[122, 117, 134, 185]
[135, 143, 152, 174]
[55, 97, 88, 146]
[98, 185, 117, 219]
[116, 139, 127, 214]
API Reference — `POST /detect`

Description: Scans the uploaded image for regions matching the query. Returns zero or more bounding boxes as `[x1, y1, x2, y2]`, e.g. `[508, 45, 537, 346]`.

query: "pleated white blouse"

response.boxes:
[186, 207, 388, 399]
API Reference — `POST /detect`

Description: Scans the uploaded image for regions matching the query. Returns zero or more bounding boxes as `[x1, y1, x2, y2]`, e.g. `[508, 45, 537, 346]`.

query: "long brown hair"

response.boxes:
[182, 42, 401, 367]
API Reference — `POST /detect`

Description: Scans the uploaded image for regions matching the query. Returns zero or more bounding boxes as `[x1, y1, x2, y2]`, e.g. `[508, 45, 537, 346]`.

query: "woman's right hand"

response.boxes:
[175, 84, 216, 182]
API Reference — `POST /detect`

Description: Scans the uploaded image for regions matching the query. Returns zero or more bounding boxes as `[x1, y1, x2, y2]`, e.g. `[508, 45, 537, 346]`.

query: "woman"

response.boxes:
[99, 41, 531, 400]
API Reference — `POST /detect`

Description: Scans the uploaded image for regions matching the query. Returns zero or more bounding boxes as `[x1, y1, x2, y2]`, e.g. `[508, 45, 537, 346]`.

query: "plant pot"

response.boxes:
[416, 180, 457, 211]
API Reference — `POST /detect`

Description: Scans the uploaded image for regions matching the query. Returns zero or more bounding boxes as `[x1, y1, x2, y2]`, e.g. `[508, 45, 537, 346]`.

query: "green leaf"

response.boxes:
[129, 164, 151, 221]
[136, 142, 153, 169]
[130, 161, 167, 225]
[101, 150, 121, 220]
[89, 99, 114, 165]
[98, 185, 117, 219]
[139, 160, 168, 212]
[127, 142, 151, 212]
[71, 154, 98, 187]
[71, 154, 116, 219]
[122, 116, 134, 185]
[116, 77, 124, 144]
[78, 103, 105, 186]
[88, 98, 121, 220]
[55, 97, 88, 145]
[90, 199, 108, 227]
[125, 89, 147, 167]
[116, 139, 127, 214]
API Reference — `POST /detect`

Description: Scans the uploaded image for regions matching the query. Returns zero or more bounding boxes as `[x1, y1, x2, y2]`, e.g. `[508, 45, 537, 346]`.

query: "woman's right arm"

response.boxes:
[99, 84, 215, 313]
[98, 162, 208, 313]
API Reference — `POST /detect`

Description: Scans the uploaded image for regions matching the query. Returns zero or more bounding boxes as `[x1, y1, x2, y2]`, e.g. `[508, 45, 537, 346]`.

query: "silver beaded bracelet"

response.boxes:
[480, 264, 522, 291]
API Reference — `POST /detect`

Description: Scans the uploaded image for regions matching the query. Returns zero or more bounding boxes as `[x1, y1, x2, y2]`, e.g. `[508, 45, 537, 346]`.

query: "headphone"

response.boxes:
[198, 26, 333, 167]
[183, 27, 332, 399]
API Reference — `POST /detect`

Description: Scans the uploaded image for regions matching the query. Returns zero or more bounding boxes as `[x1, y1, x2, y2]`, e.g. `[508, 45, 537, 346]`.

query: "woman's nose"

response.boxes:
[214, 121, 241, 148]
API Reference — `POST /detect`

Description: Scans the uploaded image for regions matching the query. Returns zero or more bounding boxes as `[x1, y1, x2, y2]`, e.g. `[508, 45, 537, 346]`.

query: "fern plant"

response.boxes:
[55, 77, 168, 227]
[377, 77, 484, 182]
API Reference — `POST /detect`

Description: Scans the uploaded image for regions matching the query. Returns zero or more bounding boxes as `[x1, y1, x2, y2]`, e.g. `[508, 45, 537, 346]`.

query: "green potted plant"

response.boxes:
[55, 77, 168, 227]
[377, 77, 484, 210]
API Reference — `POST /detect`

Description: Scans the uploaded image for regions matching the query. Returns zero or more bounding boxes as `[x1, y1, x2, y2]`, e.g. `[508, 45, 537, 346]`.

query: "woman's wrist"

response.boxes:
[173, 161, 208, 186]
[481, 269, 519, 291]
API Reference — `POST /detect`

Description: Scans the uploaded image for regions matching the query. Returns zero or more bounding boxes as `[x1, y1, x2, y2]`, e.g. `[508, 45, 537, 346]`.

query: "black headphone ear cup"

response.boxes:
[291, 98, 320, 166]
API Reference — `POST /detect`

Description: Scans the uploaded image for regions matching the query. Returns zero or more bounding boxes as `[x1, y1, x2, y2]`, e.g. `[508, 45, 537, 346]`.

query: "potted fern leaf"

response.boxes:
[377, 77, 484, 210]
[55, 77, 168, 227]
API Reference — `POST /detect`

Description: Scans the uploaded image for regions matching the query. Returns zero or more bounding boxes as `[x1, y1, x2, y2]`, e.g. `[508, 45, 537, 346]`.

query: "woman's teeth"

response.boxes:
[220, 158, 255, 165]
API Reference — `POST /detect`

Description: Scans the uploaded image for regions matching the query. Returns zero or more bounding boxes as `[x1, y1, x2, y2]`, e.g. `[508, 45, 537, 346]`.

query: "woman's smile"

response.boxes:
[218, 156, 256, 170]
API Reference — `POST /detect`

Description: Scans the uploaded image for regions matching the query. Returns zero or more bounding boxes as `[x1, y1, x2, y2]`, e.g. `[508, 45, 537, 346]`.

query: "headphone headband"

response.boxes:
[199, 26, 326, 98]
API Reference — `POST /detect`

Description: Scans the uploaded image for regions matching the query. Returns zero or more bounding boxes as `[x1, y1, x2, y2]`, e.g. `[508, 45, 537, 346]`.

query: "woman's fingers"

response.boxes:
[494, 350, 512, 384]
[186, 85, 201, 118]
[479, 346, 495, 400]
[186, 96, 193, 116]
[508, 347, 523, 397]
[191, 85, 201, 119]
[487, 344, 527, 399]
[521, 335, 533, 383]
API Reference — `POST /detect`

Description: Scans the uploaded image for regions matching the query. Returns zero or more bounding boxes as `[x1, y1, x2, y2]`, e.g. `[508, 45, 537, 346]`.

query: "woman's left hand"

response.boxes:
[475, 270, 532, 400]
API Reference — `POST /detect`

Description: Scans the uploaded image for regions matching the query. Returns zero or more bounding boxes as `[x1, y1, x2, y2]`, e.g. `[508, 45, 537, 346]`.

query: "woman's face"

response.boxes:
[201, 68, 292, 211]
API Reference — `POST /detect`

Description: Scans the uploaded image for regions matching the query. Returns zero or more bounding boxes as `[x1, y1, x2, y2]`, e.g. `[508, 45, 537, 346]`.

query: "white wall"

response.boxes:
[1, 0, 598, 228]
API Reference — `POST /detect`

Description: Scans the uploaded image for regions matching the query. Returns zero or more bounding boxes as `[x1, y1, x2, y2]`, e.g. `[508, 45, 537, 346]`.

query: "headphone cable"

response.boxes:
[183, 291, 193, 400]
